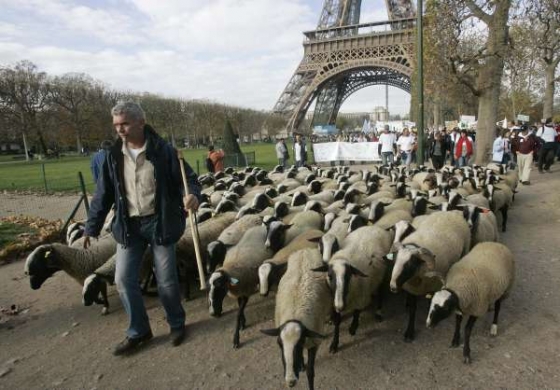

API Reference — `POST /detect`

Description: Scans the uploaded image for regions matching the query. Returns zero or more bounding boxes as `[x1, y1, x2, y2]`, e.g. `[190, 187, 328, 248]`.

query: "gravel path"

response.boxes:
[1, 167, 560, 389]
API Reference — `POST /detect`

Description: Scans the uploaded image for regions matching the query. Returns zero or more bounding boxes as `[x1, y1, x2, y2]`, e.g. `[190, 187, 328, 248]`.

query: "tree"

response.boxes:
[434, 0, 513, 164]
[222, 119, 242, 155]
[527, 0, 560, 120]
[0, 61, 51, 158]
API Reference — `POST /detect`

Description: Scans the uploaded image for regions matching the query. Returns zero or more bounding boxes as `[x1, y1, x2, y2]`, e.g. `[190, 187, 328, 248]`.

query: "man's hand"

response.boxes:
[83, 235, 92, 249]
[184, 194, 199, 211]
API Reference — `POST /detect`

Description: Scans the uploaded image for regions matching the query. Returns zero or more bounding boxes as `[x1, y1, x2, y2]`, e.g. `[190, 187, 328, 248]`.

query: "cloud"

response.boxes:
[0, 0, 411, 114]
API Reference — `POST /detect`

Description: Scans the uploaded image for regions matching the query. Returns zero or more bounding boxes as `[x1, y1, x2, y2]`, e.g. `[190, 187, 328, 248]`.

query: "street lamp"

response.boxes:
[417, 0, 425, 165]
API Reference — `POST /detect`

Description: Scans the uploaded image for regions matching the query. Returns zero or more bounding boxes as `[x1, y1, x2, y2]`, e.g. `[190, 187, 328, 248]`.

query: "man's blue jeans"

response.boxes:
[115, 215, 185, 339]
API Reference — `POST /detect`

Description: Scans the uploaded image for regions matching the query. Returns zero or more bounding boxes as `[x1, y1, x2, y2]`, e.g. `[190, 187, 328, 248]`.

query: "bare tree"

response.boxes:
[0, 61, 51, 158]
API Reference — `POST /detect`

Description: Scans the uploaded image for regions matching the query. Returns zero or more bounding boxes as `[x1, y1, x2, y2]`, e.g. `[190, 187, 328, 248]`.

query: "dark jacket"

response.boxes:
[90, 149, 107, 183]
[85, 125, 201, 246]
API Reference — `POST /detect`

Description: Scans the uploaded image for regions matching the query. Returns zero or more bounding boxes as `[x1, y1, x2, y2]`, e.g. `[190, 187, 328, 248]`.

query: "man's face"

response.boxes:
[113, 113, 144, 142]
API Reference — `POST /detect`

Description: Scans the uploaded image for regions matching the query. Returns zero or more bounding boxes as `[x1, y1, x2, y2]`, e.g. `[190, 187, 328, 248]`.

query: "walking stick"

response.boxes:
[178, 156, 207, 291]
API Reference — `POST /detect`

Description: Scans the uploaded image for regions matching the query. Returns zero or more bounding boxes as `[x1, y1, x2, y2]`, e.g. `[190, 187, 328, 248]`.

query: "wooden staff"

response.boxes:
[178, 156, 207, 291]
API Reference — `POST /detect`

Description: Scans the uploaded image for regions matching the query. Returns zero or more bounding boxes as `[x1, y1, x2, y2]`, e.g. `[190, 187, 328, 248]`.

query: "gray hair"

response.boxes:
[111, 101, 146, 122]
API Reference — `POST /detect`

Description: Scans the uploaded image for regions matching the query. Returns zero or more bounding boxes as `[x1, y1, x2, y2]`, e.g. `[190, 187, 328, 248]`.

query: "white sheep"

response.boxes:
[459, 204, 499, 247]
[260, 248, 332, 390]
[426, 242, 515, 364]
[207, 225, 274, 348]
[315, 225, 394, 353]
[389, 211, 471, 342]
[258, 229, 323, 296]
[24, 234, 117, 314]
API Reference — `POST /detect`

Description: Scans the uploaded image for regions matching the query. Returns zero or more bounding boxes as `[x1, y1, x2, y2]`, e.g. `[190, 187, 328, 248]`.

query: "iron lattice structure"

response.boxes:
[273, 0, 416, 131]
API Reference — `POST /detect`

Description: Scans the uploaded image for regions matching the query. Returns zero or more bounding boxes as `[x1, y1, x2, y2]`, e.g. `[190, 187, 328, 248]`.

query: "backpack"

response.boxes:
[206, 157, 214, 173]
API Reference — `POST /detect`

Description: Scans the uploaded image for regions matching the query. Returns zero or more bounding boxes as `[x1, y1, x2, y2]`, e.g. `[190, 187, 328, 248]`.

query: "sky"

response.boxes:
[0, 0, 411, 115]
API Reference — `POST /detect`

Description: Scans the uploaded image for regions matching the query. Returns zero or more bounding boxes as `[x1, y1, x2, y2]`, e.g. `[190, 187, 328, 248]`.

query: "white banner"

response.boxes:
[312, 142, 381, 162]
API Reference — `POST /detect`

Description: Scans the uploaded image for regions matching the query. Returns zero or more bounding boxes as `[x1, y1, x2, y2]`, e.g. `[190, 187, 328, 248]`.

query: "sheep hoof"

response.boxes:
[404, 335, 414, 343]
[101, 307, 109, 316]
[463, 356, 472, 364]
[374, 313, 384, 322]
[233, 340, 240, 349]
[451, 340, 460, 348]
[490, 324, 498, 337]
[329, 344, 338, 354]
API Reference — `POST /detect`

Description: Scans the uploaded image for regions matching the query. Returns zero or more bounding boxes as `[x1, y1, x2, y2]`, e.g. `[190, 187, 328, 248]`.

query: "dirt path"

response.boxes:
[1, 168, 560, 389]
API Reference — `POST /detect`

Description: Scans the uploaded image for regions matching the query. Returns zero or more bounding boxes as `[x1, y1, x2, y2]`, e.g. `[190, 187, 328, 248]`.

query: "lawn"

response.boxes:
[0, 141, 308, 193]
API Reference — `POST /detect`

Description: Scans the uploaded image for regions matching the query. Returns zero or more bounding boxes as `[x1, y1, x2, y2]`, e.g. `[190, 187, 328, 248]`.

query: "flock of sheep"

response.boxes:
[23, 161, 518, 390]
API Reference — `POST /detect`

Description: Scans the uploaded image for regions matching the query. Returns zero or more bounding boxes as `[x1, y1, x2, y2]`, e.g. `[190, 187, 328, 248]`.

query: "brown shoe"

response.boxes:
[113, 330, 153, 356]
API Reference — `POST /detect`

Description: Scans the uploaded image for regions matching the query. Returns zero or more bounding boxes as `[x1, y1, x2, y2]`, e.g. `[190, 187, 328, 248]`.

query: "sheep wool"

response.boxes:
[445, 242, 515, 318]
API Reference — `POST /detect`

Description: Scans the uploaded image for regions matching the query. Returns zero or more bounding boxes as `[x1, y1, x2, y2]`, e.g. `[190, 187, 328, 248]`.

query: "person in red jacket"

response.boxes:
[454, 129, 473, 167]
[207, 145, 225, 173]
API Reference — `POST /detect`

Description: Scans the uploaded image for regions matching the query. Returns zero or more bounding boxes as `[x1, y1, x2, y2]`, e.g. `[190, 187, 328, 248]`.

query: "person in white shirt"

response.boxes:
[536, 118, 558, 172]
[396, 128, 416, 167]
[378, 125, 396, 165]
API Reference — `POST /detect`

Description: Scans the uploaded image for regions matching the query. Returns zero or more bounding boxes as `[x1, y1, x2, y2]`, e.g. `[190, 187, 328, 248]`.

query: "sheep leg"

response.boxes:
[451, 314, 463, 347]
[349, 310, 361, 336]
[500, 206, 508, 232]
[490, 299, 502, 336]
[233, 296, 248, 349]
[404, 293, 417, 343]
[329, 311, 342, 354]
[306, 347, 318, 390]
[463, 316, 477, 364]
[99, 280, 109, 315]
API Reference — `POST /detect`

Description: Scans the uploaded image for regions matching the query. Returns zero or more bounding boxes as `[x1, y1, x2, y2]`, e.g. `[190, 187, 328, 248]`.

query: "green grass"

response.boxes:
[0, 141, 309, 193]
[0, 221, 37, 247]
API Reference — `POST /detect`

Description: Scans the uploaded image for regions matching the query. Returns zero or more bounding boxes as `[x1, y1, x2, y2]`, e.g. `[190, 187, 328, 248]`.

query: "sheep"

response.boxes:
[314, 226, 394, 353]
[24, 234, 117, 313]
[260, 248, 332, 390]
[206, 214, 263, 273]
[372, 209, 413, 230]
[483, 183, 513, 232]
[459, 204, 499, 247]
[208, 225, 274, 348]
[426, 242, 515, 364]
[258, 229, 324, 296]
[265, 211, 323, 251]
[389, 211, 471, 342]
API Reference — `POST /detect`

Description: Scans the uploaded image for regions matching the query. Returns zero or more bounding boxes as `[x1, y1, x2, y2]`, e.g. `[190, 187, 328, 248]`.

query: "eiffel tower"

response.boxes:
[273, 0, 417, 132]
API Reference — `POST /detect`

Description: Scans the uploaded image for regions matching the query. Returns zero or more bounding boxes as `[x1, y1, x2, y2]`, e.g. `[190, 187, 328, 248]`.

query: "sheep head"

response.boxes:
[207, 270, 238, 317]
[261, 320, 325, 388]
[24, 245, 59, 290]
[390, 244, 435, 293]
[426, 289, 459, 329]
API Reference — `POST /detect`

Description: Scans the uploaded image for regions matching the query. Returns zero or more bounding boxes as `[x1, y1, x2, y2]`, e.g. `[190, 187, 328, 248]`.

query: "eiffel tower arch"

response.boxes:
[273, 0, 417, 132]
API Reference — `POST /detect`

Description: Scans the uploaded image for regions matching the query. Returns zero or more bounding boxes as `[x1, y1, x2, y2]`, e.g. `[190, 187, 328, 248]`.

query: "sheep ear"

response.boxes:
[428, 205, 440, 210]
[229, 277, 240, 285]
[260, 328, 281, 337]
[311, 265, 329, 273]
[307, 236, 322, 243]
[304, 329, 326, 339]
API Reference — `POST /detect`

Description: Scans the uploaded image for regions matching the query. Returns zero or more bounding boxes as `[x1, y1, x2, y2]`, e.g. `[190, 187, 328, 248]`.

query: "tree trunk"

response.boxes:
[542, 60, 558, 121]
[22, 132, 30, 162]
[76, 133, 83, 154]
[473, 2, 510, 165]
[433, 101, 441, 130]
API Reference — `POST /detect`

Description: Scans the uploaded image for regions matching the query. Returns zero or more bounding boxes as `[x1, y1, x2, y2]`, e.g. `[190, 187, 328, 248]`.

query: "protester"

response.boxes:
[90, 140, 113, 183]
[275, 138, 289, 168]
[513, 125, 537, 185]
[396, 128, 415, 167]
[448, 127, 460, 165]
[378, 125, 396, 165]
[207, 145, 225, 173]
[83, 101, 201, 356]
[429, 131, 447, 169]
[293, 133, 307, 167]
[492, 129, 510, 164]
[536, 118, 558, 173]
[454, 129, 473, 167]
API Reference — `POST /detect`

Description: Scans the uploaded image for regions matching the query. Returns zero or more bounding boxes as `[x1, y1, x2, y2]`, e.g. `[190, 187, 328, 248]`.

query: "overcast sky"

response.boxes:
[0, 0, 411, 115]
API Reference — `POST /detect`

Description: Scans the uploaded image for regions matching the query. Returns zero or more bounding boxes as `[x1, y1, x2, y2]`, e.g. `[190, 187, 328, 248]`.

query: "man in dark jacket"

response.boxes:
[90, 139, 113, 183]
[84, 102, 201, 356]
